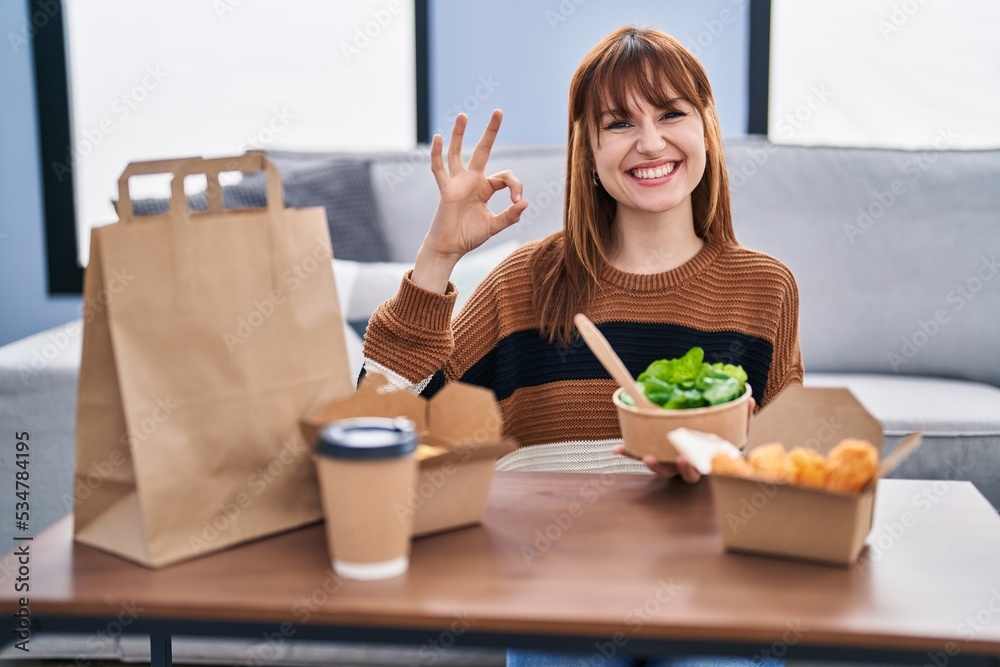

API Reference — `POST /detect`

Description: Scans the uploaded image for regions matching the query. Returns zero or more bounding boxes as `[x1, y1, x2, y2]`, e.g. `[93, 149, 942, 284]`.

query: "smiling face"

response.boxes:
[591, 93, 707, 219]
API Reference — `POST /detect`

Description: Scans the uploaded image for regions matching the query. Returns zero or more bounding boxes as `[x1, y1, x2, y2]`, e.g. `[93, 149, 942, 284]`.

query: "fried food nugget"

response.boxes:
[789, 447, 829, 489]
[414, 443, 447, 461]
[711, 451, 754, 477]
[825, 439, 878, 493]
[747, 442, 795, 483]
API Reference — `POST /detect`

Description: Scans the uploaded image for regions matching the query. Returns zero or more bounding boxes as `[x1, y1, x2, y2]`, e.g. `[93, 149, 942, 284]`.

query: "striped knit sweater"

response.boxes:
[362, 236, 804, 448]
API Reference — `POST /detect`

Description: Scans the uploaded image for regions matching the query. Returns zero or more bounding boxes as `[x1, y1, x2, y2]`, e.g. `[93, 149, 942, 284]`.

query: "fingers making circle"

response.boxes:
[486, 169, 523, 204]
[489, 198, 529, 236]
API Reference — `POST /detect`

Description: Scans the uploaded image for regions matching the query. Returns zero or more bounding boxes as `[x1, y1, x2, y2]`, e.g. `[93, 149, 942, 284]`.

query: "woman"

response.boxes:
[362, 26, 799, 665]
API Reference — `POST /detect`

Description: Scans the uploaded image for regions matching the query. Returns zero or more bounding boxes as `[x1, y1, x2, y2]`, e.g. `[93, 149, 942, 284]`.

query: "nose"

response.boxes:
[636, 120, 667, 155]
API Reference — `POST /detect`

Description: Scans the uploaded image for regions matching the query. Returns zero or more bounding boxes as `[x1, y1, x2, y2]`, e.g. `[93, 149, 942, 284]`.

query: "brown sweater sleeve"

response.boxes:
[362, 260, 506, 387]
[762, 271, 805, 406]
[362, 270, 458, 383]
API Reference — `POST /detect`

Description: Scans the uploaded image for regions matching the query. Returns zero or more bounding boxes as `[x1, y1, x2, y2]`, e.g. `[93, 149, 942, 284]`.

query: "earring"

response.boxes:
[592, 170, 600, 187]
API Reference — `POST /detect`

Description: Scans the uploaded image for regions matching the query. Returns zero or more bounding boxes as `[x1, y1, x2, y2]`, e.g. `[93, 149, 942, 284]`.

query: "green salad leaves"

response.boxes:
[622, 347, 748, 410]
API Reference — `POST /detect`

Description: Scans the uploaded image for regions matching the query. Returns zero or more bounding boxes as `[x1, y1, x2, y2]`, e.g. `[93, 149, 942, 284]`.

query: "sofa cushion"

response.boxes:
[725, 138, 1000, 388]
[803, 373, 1000, 436]
[805, 372, 1000, 508]
[282, 158, 391, 262]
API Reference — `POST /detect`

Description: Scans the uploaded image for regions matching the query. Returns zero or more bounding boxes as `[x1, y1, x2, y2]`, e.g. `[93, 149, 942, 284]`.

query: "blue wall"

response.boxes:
[428, 0, 749, 144]
[0, 0, 81, 346]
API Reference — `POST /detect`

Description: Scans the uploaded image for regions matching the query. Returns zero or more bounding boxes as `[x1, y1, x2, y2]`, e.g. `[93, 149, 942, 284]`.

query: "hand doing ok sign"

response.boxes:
[412, 110, 529, 293]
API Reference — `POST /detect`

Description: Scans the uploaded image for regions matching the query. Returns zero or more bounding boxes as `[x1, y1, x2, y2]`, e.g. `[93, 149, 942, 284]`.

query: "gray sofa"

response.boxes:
[1, 137, 999, 664]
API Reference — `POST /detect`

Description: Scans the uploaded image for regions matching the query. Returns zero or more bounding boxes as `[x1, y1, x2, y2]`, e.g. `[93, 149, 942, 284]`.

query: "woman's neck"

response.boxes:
[607, 199, 705, 275]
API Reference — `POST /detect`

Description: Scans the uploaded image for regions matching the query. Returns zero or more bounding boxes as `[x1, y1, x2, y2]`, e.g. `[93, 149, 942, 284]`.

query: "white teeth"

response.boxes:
[630, 163, 677, 180]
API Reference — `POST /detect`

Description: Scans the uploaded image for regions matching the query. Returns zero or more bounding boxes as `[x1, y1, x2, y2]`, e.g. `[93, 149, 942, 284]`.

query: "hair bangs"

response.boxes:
[586, 33, 702, 142]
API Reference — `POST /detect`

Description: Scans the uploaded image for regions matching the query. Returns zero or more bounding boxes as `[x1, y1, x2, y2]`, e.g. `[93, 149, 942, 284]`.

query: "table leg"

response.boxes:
[150, 631, 172, 667]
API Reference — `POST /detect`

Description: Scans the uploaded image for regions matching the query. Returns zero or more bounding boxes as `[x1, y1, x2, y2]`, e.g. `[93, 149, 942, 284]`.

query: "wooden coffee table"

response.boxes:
[3, 473, 1000, 666]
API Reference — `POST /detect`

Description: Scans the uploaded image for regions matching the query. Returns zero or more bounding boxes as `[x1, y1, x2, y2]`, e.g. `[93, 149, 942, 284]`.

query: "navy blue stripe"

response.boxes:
[419, 370, 447, 399]
[455, 322, 773, 405]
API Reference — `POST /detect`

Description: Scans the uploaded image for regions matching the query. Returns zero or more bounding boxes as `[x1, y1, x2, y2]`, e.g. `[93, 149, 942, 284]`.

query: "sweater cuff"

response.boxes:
[385, 270, 457, 331]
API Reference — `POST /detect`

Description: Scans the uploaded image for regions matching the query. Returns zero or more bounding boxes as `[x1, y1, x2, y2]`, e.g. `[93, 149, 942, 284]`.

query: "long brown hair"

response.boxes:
[531, 26, 737, 344]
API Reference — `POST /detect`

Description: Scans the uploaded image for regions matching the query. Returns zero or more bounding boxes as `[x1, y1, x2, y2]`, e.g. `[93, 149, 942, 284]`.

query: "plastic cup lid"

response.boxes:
[316, 416, 417, 460]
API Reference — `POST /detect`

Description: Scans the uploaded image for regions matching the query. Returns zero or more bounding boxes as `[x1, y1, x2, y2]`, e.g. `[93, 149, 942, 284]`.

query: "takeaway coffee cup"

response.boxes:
[314, 417, 418, 580]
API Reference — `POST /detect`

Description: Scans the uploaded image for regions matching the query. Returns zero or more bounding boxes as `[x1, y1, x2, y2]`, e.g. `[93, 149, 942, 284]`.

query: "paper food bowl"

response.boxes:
[613, 383, 752, 461]
[301, 373, 516, 538]
[708, 385, 921, 567]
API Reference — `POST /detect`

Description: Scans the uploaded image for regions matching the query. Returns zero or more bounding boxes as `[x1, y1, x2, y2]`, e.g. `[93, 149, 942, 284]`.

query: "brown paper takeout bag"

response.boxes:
[74, 153, 353, 567]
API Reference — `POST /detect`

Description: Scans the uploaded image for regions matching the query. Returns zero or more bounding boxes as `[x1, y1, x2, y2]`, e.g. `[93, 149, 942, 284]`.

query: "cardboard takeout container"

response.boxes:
[708, 385, 921, 566]
[301, 374, 516, 538]
[614, 383, 752, 460]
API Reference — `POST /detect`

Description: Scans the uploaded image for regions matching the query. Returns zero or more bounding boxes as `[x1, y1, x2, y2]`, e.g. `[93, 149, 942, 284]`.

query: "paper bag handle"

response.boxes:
[117, 157, 203, 223]
[169, 152, 284, 217]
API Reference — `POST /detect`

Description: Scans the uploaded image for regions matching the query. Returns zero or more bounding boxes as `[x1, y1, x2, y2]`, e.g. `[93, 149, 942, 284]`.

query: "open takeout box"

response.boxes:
[301, 373, 516, 538]
[702, 385, 922, 566]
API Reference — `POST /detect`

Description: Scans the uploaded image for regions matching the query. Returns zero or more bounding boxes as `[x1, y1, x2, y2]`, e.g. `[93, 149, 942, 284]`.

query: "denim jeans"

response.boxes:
[506, 649, 784, 666]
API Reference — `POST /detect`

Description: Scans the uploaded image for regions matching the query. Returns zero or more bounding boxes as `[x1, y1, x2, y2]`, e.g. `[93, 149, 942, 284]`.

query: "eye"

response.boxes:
[602, 119, 631, 131]
[661, 111, 687, 121]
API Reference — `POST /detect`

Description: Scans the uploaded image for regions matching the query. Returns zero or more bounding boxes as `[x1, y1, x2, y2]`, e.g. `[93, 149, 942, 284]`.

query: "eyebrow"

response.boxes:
[600, 98, 685, 118]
